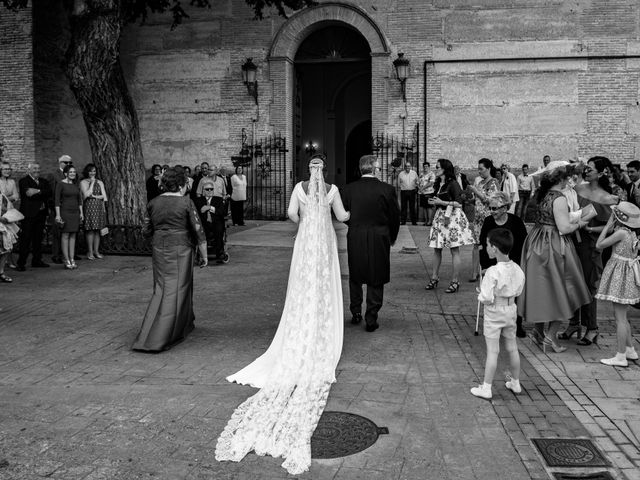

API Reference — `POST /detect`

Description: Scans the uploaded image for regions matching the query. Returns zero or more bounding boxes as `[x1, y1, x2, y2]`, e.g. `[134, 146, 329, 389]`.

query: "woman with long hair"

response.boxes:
[80, 163, 108, 260]
[558, 156, 619, 346]
[518, 162, 591, 352]
[54, 165, 83, 269]
[230, 165, 247, 226]
[468, 158, 499, 281]
[425, 158, 474, 293]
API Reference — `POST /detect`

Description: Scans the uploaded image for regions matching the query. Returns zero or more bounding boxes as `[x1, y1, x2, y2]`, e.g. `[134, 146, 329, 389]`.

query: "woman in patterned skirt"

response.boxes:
[467, 158, 499, 281]
[425, 158, 474, 293]
[80, 164, 108, 260]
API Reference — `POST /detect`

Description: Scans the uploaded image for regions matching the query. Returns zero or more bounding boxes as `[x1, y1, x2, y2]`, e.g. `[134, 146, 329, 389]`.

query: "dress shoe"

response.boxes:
[15, 265, 26, 272]
[31, 261, 49, 268]
[365, 322, 379, 332]
[350, 313, 363, 325]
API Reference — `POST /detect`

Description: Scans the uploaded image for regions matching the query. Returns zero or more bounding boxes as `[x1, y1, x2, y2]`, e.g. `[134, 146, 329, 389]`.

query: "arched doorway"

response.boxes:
[293, 24, 371, 189]
[345, 120, 371, 183]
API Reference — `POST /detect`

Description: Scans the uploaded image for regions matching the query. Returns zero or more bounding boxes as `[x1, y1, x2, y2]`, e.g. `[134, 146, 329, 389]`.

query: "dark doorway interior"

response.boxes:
[345, 120, 371, 184]
[294, 23, 371, 189]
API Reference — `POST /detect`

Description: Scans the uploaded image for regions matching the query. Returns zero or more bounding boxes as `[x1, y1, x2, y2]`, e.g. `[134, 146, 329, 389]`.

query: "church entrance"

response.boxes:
[293, 24, 372, 189]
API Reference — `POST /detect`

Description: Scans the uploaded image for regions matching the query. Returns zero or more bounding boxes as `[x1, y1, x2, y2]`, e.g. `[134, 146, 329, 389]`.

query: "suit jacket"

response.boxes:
[342, 176, 400, 285]
[19, 175, 52, 218]
[193, 195, 225, 223]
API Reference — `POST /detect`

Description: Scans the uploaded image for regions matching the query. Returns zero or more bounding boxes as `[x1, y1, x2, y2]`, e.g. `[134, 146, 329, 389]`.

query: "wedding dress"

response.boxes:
[215, 162, 350, 475]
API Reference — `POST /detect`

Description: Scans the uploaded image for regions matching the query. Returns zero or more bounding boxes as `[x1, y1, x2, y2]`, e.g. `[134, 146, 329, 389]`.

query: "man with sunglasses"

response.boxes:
[194, 176, 227, 262]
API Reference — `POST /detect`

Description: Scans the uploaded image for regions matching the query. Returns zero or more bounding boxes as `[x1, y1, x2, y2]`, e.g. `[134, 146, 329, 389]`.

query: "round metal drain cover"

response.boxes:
[311, 411, 388, 459]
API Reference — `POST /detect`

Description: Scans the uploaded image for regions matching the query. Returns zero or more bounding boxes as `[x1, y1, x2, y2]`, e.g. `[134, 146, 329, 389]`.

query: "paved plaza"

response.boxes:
[1, 222, 640, 480]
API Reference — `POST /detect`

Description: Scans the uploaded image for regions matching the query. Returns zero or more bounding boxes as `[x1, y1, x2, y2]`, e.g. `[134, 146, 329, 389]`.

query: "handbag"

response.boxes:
[100, 226, 109, 236]
[2, 208, 24, 223]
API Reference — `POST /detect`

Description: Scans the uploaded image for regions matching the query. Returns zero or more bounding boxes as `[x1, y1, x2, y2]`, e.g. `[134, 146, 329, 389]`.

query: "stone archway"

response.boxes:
[268, 2, 390, 198]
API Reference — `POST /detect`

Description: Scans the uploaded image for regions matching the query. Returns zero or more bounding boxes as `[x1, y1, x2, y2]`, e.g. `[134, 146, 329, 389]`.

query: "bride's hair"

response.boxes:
[308, 155, 327, 175]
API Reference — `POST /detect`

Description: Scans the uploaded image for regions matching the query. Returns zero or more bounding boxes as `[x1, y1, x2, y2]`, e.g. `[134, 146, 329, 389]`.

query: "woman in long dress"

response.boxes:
[517, 163, 591, 353]
[132, 168, 208, 352]
[215, 156, 350, 475]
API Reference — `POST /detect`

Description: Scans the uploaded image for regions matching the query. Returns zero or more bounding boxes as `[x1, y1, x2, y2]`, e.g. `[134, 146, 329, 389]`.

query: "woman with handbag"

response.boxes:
[80, 163, 108, 260]
[425, 158, 474, 293]
[0, 162, 19, 270]
[0, 188, 22, 283]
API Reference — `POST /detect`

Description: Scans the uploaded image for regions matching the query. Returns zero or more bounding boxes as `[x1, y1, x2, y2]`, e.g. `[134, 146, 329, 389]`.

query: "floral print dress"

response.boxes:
[428, 179, 474, 249]
[471, 176, 498, 244]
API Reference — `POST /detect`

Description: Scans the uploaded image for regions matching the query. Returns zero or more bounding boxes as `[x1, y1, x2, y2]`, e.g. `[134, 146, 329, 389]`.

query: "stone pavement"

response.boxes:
[0, 221, 639, 479]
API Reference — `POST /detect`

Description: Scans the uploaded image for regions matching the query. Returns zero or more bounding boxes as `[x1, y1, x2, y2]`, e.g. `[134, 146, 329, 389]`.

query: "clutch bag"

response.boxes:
[2, 208, 24, 223]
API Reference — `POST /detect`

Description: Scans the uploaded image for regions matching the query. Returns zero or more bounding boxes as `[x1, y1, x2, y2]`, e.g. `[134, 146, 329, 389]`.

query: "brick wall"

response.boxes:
[0, 5, 34, 172]
[27, 0, 640, 178]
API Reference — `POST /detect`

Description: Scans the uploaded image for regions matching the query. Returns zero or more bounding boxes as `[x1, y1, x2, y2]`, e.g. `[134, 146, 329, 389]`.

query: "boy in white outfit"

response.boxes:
[471, 228, 526, 400]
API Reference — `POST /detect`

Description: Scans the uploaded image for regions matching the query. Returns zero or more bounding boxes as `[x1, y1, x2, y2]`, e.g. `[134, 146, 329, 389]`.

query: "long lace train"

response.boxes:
[215, 163, 347, 474]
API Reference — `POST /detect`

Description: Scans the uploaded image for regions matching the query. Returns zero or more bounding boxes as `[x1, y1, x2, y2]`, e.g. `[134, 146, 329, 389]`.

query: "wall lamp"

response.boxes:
[305, 140, 318, 156]
[241, 57, 258, 105]
[392, 52, 410, 102]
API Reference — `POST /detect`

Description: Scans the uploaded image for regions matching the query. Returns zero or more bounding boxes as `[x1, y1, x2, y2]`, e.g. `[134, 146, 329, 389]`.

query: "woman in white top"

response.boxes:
[230, 166, 248, 226]
[216, 156, 350, 475]
[0, 162, 19, 270]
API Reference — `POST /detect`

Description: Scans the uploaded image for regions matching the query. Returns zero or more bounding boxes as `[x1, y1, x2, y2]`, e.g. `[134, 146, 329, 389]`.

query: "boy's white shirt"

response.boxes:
[478, 260, 525, 305]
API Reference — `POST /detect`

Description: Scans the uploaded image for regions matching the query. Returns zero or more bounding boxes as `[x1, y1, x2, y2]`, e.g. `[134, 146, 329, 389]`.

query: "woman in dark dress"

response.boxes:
[132, 168, 208, 353]
[146, 164, 162, 202]
[479, 191, 529, 337]
[54, 165, 83, 270]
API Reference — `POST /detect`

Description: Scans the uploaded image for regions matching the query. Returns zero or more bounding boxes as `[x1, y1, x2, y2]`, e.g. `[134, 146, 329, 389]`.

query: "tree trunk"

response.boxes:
[65, 3, 146, 225]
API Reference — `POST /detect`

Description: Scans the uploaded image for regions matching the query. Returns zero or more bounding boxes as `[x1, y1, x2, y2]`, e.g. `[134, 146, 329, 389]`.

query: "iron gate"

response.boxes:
[372, 123, 420, 197]
[232, 129, 288, 220]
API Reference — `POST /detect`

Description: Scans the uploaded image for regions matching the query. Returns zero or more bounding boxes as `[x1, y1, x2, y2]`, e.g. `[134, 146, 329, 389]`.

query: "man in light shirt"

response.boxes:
[515, 164, 535, 219]
[625, 160, 640, 208]
[500, 164, 519, 214]
[397, 161, 418, 225]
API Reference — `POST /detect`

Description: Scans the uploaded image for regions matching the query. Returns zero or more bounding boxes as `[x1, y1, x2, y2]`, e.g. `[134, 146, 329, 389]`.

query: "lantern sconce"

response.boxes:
[305, 140, 318, 156]
[392, 52, 410, 102]
[241, 58, 258, 105]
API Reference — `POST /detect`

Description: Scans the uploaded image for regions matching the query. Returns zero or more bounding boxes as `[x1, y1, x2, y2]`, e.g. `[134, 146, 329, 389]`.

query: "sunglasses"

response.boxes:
[203, 188, 214, 191]
[488, 205, 507, 211]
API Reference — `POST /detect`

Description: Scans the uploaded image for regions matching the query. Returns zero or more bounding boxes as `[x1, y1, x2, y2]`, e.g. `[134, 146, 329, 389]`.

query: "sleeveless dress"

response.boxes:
[517, 190, 591, 323]
[215, 181, 349, 475]
[595, 226, 640, 304]
[471, 176, 499, 243]
[83, 181, 107, 230]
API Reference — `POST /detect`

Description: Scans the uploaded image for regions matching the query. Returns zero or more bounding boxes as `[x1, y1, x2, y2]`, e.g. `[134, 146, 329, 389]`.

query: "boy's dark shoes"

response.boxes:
[350, 313, 363, 325]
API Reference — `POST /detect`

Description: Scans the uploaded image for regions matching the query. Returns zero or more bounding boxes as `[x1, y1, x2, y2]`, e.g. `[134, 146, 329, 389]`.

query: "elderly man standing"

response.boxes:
[398, 161, 418, 225]
[50, 154, 71, 264]
[194, 178, 227, 262]
[500, 164, 519, 214]
[16, 163, 52, 271]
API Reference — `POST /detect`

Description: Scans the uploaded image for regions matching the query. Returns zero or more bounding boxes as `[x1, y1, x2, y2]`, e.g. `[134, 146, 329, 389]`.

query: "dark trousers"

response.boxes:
[230, 200, 244, 225]
[204, 216, 226, 257]
[515, 190, 531, 219]
[400, 189, 417, 224]
[18, 211, 47, 266]
[569, 233, 602, 330]
[349, 278, 384, 326]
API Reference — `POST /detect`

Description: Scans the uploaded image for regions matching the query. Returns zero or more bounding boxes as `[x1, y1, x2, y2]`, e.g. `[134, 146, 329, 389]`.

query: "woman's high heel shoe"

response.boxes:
[577, 329, 599, 346]
[558, 324, 582, 340]
[445, 281, 459, 293]
[425, 278, 439, 290]
[543, 336, 567, 353]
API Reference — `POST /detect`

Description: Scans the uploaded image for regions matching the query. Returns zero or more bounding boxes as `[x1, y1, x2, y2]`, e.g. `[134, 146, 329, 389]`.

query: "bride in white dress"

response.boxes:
[215, 156, 350, 475]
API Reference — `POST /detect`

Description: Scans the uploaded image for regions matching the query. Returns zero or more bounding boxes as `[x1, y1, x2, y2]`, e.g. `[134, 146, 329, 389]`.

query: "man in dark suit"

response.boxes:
[193, 178, 226, 262]
[342, 155, 400, 332]
[17, 163, 52, 270]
